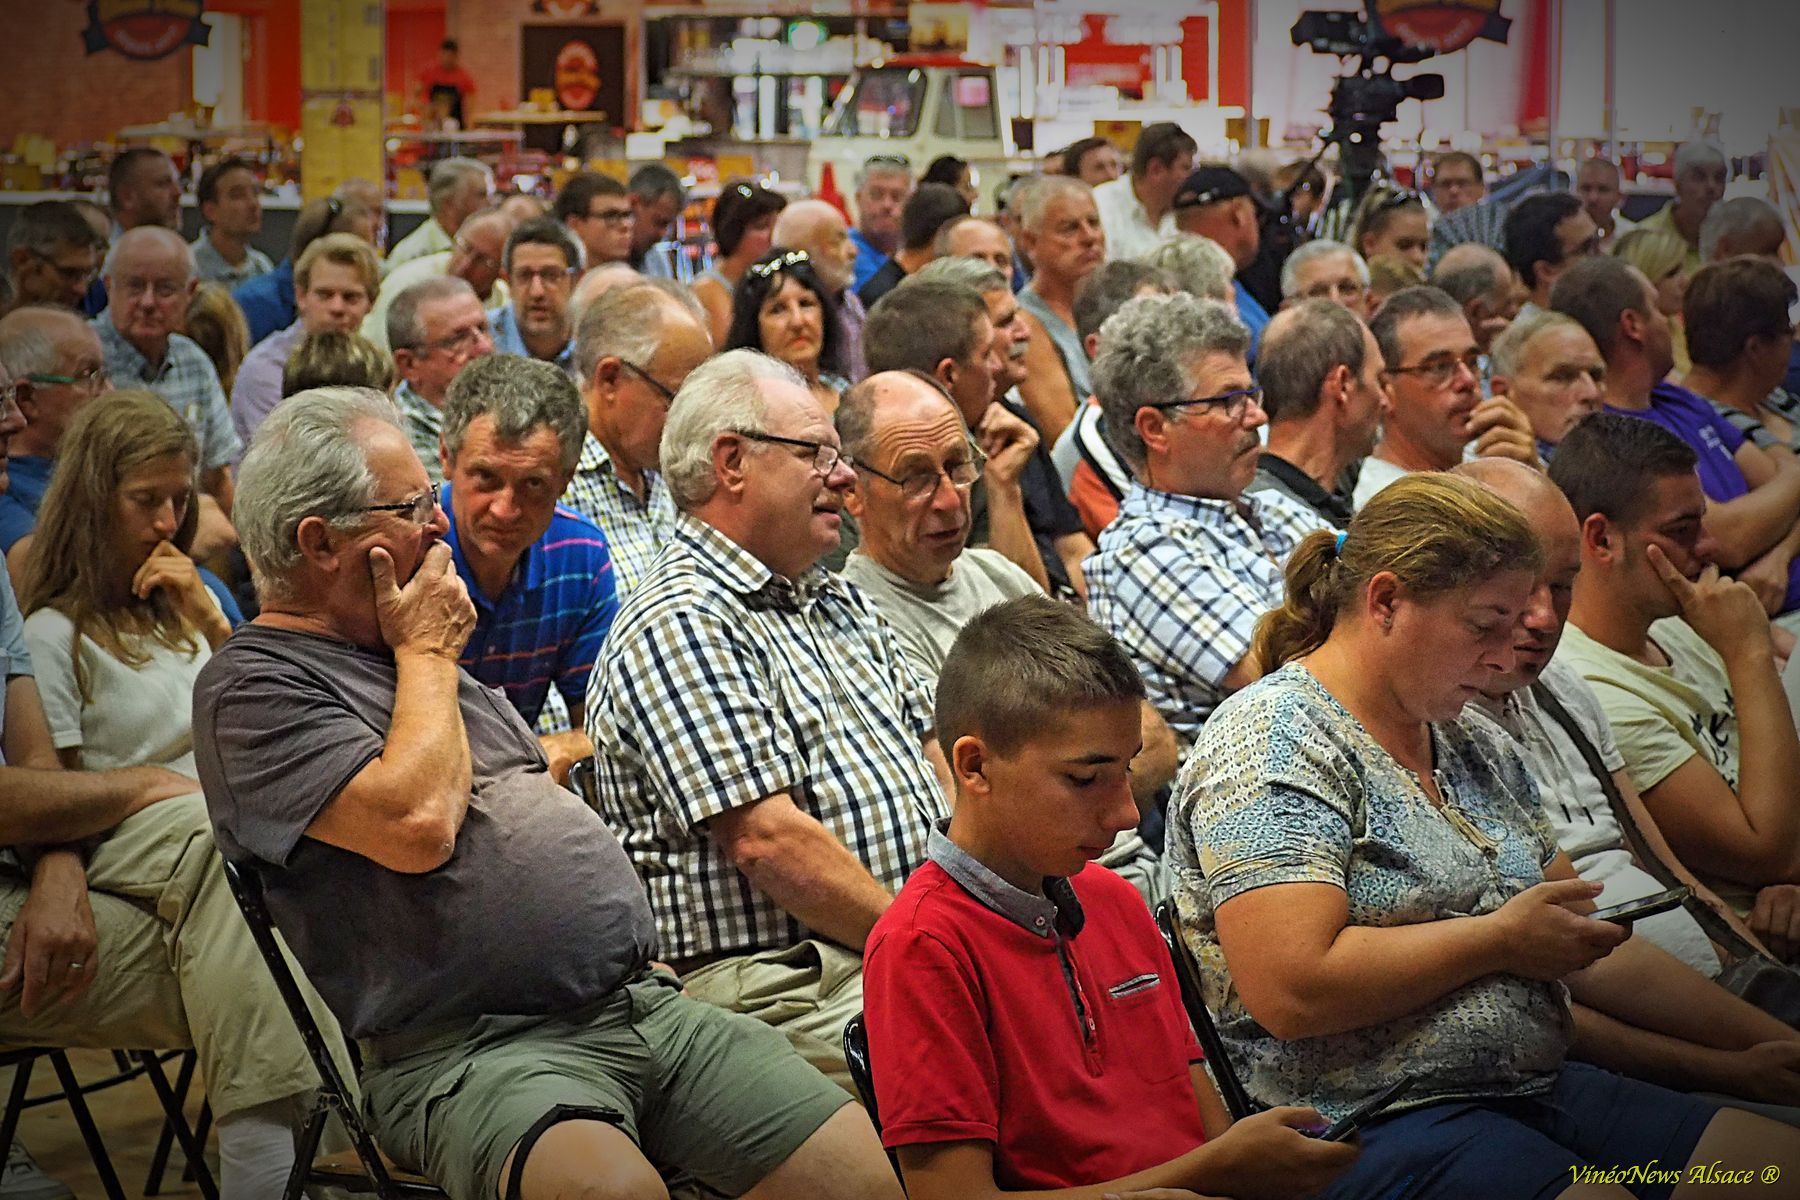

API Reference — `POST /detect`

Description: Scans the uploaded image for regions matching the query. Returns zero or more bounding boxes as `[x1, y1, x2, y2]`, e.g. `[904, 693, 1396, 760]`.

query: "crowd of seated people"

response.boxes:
[2, 138, 1800, 1200]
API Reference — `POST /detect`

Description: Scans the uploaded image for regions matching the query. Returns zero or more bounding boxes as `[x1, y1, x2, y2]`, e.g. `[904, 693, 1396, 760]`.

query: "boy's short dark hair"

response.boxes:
[900, 183, 971, 253]
[197, 156, 256, 209]
[1684, 256, 1798, 370]
[1549, 411, 1698, 530]
[936, 595, 1145, 760]
[1131, 123, 1197, 179]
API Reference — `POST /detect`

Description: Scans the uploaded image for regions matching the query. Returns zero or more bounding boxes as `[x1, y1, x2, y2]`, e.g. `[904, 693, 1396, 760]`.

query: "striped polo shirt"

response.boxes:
[444, 484, 619, 725]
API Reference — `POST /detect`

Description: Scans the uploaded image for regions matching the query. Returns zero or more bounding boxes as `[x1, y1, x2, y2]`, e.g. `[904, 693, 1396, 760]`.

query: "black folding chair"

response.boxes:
[568, 755, 600, 810]
[1155, 900, 1261, 1121]
[221, 858, 447, 1199]
[842, 1013, 904, 1187]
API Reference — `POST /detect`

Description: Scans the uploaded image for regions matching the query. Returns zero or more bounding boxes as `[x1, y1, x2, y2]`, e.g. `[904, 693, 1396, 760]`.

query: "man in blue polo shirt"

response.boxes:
[437, 353, 617, 784]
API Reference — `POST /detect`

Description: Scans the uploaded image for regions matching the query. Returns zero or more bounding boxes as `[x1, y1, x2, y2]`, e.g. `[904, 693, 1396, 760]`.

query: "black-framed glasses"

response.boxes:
[747, 249, 811, 280]
[854, 442, 986, 502]
[1384, 351, 1482, 389]
[25, 365, 108, 394]
[734, 429, 842, 477]
[406, 322, 492, 357]
[1142, 386, 1263, 421]
[356, 489, 439, 525]
[619, 359, 677, 406]
[586, 206, 634, 225]
[31, 250, 98, 288]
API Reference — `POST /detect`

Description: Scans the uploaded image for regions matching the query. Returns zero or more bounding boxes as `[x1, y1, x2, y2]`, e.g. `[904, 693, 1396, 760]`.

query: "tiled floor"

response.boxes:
[7, 1049, 212, 1199]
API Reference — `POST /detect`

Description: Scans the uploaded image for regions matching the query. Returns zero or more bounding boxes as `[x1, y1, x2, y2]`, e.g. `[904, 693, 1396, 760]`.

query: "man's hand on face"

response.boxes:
[370, 542, 476, 661]
[975, 403, 1039, 489]
[1646, 543, 1773, 665]
[1468, 396, 1542, 469]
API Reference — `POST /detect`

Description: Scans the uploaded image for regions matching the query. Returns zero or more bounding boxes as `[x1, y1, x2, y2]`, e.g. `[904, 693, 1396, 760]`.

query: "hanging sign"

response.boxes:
[1370, 0, 1510, 54]
[84, 0, 210, 60]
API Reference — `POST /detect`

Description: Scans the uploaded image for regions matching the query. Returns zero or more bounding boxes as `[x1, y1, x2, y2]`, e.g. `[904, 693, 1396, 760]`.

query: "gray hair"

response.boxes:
[234, 387, 401, 602]
[1258, 300, 1369, 422]
[441, 354, 586, 474]
[387, 275, 477, 351]
[660, 349, 804, 510]
[102, 225, 197, 283]
[629, 162, 685, 206]
[1092, 293, 1250, 470]
[1141, 234, 1235, 302]
[1280, 239, 1370, 300]
[429, 157, 493, 216]
[1074, 260, 1172, 344]
[855, 157, 914, 191]
[911, 255, 1009, 296]
[1672, 140, 1727, 182]
[1489, 308, 1585, 379]
[574, 279, 704, 383]
[1014, 175, 1094, 234]
[1431, 254, 1510, 309]
[1699, 195, 1783, 261]
[0, 307, 69, 378]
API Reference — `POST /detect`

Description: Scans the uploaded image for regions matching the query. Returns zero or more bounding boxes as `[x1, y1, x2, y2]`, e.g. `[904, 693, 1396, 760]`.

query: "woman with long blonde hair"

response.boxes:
[20, 390, 229, 773]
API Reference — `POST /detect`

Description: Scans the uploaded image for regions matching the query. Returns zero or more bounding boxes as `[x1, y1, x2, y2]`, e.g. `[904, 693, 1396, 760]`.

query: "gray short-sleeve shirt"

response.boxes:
[193, 624, 657, 1039]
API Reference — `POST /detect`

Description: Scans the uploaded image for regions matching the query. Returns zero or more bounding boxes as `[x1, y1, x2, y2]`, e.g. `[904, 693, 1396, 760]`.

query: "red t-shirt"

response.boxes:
[864, 859, 1207, 1190]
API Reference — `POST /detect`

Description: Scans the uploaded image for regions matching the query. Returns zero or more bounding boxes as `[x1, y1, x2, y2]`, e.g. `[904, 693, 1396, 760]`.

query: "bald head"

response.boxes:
[773, 200, 856, 295]
[837, 369, 973, 585]
[0, 305, 108, 456]
[1455, 457, 1566, 519]
[572, 261, 644, 318]
[104, 226, 199, 356]
[1455, 457, 1581, 691]
[1432, 242, 1520, 353]
[107, 225, 194, 280]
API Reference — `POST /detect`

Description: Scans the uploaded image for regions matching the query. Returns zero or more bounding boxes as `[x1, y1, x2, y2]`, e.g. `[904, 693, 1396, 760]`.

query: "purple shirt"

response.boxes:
[1609, 382, 1800, 611]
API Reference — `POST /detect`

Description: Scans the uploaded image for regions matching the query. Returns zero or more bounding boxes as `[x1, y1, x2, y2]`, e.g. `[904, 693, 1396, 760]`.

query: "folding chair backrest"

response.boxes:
[220, 857, 405, 1194]
[1155, 900, 1260, 1121]
[843, 1013, 904, 1186]
[567, 755, 600, 810]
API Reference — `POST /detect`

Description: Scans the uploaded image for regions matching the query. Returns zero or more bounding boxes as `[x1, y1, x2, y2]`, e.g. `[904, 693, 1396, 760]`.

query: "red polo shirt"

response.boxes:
[864, 855, 1207, 1190]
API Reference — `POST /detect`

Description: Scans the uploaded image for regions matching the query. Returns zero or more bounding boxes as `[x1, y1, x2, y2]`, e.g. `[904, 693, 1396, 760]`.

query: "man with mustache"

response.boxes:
[1352, 285, 1540, 509]
[1085, 292, 1327, 750]
[491, 219, 580, 377]
[585, 350, 953, 1090]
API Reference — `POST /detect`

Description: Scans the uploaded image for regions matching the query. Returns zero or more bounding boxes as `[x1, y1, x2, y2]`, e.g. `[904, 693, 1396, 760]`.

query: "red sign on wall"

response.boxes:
[1371, 0, 1511, 54]
[83, 0, 210, 61]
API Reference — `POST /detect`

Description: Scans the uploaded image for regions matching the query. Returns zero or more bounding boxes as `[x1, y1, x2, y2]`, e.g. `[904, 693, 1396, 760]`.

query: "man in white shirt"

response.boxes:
[1093, 123, 1194, 262]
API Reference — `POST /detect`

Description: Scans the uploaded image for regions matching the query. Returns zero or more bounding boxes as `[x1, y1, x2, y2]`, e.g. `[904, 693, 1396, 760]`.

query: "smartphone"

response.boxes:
[1589, 887, 1691, 926]
[1316, 1077, 1416, 1142]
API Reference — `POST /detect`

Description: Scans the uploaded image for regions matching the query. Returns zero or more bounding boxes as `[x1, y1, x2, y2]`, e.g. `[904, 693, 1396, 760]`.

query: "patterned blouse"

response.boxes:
[1165, 662, 1573, 1121]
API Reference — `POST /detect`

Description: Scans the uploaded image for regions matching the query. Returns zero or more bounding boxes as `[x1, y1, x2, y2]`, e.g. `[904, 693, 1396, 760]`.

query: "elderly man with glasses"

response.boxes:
[195, 385, 896, 1200]
[1352, 285, 1541, 509]
[360, 207, 513, 353]
[0, 307, 109, 555]
[1085, 292, 1328, 751]
[387, 275, 495, 483]
[566, 280, 711, 600]
[5, 200, 107, 314]
[586, 349, 953, 1091]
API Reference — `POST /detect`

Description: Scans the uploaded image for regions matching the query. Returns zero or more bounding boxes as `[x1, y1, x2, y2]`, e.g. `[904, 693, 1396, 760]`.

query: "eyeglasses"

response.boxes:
[31, 251, 98, 289]
[406, 323, 492, 357]
[356, 489, 439, 525]
[511, 265, 575, 288]
[113, 276, 186, 302]
[854, 442, 986, 502]
[1141, 385, 1263, 422]
[618, 359, 677, 406]
[586, 206, 633, 225]
[734, 429, 843, 477]
[453, 236, 499, 271]
[25, 365, 108, 394]
[747, 249, 811, 280]
[1384, 351, 1482, 389]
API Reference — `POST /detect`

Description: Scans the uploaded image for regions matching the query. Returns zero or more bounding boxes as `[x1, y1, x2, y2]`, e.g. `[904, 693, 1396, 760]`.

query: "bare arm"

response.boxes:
[1699, 447, 1800, 569]
[706, 793, 895, 951]
[923, 736, 953, 807]
[302, 544, 475, 874]
[198, 468, 235, 516]
[1191, 1063, 1234, 1141]
[1132, 702, 1178, 814]
[976, 404, 1051, 592]
[1015, 312, 1080, 447]
[1611, 764, 1767, 955]
[1054, 531, 1093, 602]
[1568, 1004, 1800, 1106]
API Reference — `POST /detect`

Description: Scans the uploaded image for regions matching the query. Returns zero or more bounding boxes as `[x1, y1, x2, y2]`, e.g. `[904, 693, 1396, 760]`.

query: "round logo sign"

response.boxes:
[84, 0, 211, 61]
[554, 40, 600, 113]
[1372, 0, 1507, 54]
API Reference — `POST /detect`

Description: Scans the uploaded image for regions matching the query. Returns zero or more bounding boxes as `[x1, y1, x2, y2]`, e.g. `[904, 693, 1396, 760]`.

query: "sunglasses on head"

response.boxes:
[747, 249, 811, 279]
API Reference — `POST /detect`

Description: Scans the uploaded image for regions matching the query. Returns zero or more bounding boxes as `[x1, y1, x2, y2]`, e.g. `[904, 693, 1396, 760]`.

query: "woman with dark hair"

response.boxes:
[922, 154, 979, 209]
[1168, 472, 1800, 1200]
[20, 390, 230, 775]
[724, 247, 848, 411]
[691, 178, 788, 345]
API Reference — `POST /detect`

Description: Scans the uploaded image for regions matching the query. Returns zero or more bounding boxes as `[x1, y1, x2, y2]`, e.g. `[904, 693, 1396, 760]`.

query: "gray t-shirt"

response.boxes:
[193, 624, 657, 1039]
[839, 548, 1039, 687]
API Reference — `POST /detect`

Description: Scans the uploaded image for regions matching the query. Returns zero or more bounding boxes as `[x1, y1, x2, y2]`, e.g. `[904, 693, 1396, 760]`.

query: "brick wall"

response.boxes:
[3, 6, 189, 146]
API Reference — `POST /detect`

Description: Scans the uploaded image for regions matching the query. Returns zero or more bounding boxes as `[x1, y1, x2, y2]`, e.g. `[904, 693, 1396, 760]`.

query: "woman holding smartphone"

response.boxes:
[1169, 473, 1800, 1199]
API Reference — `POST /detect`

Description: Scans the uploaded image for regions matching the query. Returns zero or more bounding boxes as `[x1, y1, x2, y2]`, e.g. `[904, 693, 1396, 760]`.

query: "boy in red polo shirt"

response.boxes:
[863, 596, 1357, 1200]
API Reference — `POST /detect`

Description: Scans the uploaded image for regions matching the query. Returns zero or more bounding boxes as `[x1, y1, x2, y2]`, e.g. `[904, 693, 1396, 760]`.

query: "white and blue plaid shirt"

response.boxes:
[562, 433, 676, 602]
[1086, 482, 1325, 751]
[95, 312, 241, 472]
[586, 513, 945, 960]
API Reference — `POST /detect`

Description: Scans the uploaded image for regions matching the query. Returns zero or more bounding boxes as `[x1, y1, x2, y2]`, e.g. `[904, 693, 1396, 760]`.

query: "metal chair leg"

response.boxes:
[285, 1102, 328, 1200]
[136, 1051, 218, 1200]
[185, 1099, 213, 1183]
[0, 1056, 33, 1155]
[143, 1049, 196, 1195]
[46, 1051, 126, 1200]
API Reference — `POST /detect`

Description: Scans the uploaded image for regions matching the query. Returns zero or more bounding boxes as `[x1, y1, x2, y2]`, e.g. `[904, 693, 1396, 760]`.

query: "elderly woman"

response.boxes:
[1170, 472, 1800, 1199]
[724, 248, 848, 412]
[691, 178, 787, 346]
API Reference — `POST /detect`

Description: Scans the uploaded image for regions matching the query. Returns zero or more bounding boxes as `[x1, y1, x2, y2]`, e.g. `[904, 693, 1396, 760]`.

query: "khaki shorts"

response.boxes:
[359, 972, 850, 1200]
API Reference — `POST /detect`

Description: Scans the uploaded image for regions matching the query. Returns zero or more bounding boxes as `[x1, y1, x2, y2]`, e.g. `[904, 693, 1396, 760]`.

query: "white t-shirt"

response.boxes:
[1350, 456, 1410, 510]
[1482, 659, 1719, 976]
[1094, 176, 1175, 262]
[23, 606, 213, 776]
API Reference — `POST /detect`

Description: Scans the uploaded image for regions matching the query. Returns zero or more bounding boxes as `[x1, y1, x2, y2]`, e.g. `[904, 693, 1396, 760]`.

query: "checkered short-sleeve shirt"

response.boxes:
[1084, 482, 1325, 749]
[95, 315, 241, 471]
[585, 513, 946, 959]
[562, 433, 677, 601]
